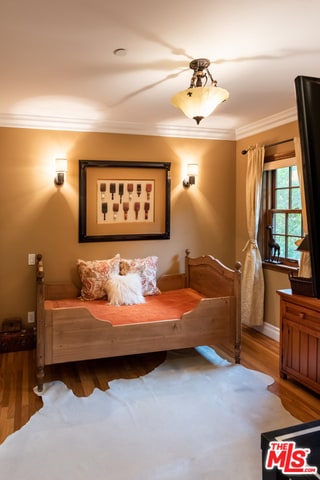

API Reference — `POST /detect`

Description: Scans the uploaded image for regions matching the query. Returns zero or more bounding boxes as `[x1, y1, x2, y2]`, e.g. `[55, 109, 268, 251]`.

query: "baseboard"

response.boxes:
[253, 322, 280, 342]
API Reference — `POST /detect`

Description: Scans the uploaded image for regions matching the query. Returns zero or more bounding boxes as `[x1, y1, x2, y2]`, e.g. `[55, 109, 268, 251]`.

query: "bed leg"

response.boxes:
[37, 366, 45, 393]
[235, 342, 241, 364]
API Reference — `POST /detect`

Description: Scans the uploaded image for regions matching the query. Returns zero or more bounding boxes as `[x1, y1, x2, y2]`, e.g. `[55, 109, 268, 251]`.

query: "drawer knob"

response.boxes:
[299, 312, 305, 319]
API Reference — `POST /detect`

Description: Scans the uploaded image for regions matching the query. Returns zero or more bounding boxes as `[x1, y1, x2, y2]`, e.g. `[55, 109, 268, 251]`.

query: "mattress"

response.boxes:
[44, 288, 204, 326]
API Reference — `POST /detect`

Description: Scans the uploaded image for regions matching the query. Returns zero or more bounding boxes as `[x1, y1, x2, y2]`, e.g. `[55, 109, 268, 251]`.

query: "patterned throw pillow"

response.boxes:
[77, 254, 120, 300]
[120, 256, 160, 296]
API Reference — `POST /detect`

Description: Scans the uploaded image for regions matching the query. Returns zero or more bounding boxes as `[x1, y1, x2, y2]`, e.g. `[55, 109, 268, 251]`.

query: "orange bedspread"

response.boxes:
[44, 288, 205, 326]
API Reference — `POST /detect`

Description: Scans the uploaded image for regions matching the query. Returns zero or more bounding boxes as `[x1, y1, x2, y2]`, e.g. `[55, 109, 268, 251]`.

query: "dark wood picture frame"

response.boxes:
[79, 160, 171, 242]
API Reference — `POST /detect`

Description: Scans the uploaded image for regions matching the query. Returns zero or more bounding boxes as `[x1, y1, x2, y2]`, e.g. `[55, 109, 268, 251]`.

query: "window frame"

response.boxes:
[259, 151, 301, 272]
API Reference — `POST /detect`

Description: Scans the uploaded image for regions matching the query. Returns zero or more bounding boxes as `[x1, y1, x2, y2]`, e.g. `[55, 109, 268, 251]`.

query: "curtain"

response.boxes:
[294, 137, 312, 278]
[241, 146, 265, 326]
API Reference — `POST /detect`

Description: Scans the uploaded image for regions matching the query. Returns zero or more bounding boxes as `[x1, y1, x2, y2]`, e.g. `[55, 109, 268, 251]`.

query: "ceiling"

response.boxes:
[1, 0, 320, 140]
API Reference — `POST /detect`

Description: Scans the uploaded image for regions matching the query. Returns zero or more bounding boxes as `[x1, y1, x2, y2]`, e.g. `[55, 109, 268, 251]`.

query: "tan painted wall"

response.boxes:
[235, 121, 300, 328]
[0, 127, 236, 327]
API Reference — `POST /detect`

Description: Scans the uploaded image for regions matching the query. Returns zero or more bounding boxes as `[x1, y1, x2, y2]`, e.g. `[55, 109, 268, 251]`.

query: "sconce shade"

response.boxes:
[186, 163, 199, 178]
[55, 158, 68, 173]
[183, 163, 199, 188]
[171, 58, 229, 124]
[55, 158, 68, 186]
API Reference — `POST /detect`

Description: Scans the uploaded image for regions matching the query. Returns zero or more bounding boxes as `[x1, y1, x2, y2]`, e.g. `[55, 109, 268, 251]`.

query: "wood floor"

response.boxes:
[1, 326, 320, 445]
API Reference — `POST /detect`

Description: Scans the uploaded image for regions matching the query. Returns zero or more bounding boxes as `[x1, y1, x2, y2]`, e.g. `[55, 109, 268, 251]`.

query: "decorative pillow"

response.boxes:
[77, 254, 120, 300]
[105, 273, 146, 306]
[121, 256, 160, 296]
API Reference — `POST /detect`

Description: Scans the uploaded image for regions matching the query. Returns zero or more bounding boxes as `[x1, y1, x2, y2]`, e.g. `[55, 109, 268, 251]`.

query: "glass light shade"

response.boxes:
[183, 163, 199, 187]
[171, 85, 229, 124]
[54, 158, 68, 186]
[55, 158, 68, 173]
[187, 164, 199, 177]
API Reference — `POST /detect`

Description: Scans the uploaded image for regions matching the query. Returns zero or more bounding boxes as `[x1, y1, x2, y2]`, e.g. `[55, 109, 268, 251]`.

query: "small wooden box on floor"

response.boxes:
[278, 289, 320, 395]
[0, 329, 36, 353]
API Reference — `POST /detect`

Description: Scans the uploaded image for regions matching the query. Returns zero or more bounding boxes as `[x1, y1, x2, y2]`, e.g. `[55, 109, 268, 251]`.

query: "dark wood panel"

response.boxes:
[300, 331, 309, 377]
[308, 336, 318, 381]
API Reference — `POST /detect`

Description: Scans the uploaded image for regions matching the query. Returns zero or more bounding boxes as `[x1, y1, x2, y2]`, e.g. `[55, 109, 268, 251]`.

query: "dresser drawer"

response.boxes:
[282, 300, 320, 327]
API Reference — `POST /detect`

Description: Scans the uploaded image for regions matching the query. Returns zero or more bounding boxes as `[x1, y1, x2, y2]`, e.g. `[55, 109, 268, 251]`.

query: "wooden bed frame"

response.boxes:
[35, 250, 241, 391]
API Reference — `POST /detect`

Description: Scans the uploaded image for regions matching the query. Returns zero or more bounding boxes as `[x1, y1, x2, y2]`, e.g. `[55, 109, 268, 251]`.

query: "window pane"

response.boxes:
[276, 168, 289, 188]
[291, 166, 299, 187]
[276, 189, 289, 208]
[291, 187, 301, 209]
[274, 235, 285, 258]
[273, 213, 286, 234]
[288, 213, 302, 236]
[288, 236, 300, 260]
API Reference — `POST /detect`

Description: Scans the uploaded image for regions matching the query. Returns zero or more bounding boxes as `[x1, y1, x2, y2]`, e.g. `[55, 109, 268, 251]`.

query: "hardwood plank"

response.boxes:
[240, 326, 320, 423]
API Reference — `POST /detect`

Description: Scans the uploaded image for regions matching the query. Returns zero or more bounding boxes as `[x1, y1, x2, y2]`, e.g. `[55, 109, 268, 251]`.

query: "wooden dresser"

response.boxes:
[278, 289, 320, 395]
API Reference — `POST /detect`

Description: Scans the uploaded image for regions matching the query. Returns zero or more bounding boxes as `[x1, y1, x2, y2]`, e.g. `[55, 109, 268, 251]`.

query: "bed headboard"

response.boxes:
[184, 249, 241, 299]
[35, 251, 241, 302]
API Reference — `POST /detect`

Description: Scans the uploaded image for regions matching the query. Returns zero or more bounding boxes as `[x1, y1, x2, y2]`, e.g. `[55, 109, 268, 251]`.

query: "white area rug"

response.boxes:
[0, 347, 299, 480]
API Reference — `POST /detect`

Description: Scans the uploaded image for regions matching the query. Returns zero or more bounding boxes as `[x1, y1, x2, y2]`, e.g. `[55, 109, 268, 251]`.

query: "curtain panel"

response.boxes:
[241, 146, 265, 326]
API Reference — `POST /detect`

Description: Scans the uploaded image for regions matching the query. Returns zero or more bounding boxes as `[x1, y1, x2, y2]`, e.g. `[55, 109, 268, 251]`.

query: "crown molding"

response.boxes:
[0, 107, 297, 141]
[0, 113, 99, 132]
[235, 107, 297, 140]
[0, 113, 235, 140]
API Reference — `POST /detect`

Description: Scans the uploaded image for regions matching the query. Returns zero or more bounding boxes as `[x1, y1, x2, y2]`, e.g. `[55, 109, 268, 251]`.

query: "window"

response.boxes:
[260, 155, 303, 267]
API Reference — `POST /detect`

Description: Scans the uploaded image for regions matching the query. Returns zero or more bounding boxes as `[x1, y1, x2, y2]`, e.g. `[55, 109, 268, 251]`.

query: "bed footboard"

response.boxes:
[185, 249, 241, 363]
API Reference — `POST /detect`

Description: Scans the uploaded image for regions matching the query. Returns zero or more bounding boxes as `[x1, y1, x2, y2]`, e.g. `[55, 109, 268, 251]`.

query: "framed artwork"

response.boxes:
[79, 160, 171, 242]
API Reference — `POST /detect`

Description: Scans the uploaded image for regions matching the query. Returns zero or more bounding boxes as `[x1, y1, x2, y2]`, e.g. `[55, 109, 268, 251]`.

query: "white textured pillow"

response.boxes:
[105, 273, 146, 306]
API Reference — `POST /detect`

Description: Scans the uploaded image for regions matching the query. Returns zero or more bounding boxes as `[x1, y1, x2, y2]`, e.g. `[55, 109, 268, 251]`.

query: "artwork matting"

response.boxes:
[79, 160, 171, 242]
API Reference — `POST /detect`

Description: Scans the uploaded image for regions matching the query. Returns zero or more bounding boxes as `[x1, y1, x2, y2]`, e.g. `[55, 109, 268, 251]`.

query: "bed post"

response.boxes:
[184, 248, 190, 287]
[234, 261, 242, 364]
[36, 254, 45, 392]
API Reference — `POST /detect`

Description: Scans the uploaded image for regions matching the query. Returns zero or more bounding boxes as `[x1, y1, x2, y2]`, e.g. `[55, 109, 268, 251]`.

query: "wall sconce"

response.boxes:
[183, 163, 199, 188]
[55, 158, 68, 186]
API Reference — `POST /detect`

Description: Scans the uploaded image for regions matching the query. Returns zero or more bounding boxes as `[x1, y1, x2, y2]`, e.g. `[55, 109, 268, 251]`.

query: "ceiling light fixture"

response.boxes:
[171, 58, 229, 125]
